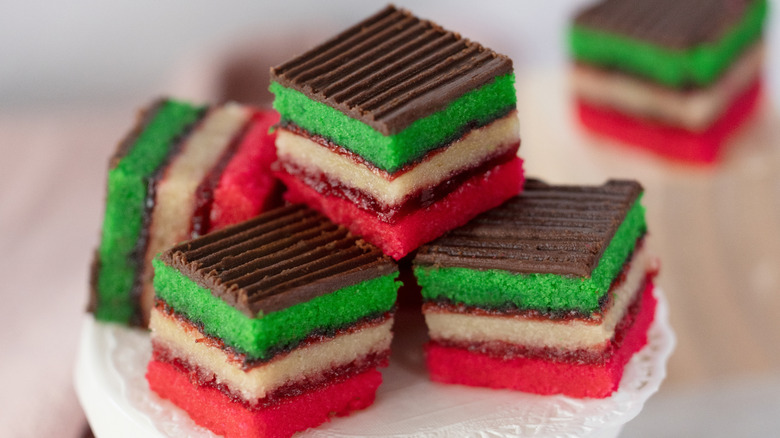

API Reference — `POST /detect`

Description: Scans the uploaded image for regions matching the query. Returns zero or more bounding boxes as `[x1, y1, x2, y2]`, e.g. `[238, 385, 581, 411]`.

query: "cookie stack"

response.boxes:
[415, 179, 657, 398]
[270, 5, 523, 260]
[570, 0, 767, 162]
[90, 101, 281, 326]
[147, 205, 398, 438]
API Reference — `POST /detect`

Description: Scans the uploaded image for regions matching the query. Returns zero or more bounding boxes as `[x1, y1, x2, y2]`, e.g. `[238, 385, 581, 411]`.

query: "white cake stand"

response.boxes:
[75, 288, 674, 438]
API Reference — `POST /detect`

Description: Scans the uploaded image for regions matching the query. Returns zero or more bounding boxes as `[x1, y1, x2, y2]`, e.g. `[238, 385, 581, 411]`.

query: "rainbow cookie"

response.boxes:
[147, 204, 399, 438]
[270, 5, 523, 260]
[570, 0, 767, 163]
[414, 179, 657, 398]
[89, 99, 282, 326]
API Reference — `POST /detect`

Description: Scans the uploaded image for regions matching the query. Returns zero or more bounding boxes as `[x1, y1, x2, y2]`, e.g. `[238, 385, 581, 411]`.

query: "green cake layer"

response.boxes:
[153, 258, 398, 361]
[270, 73, 516, 173]
[415, 199, 646, 314]
[569, 0, 767, 88]
[93, 100, 204, 323]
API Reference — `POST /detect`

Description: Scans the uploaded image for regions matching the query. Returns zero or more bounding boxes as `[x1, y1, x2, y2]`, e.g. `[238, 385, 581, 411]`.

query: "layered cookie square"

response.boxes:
[146, 204, 399, 438]
[570, 0, 767, 162]
[414, 179, 657, 398]
[270, 5, 524, 260]
[90, 99, 282, 326]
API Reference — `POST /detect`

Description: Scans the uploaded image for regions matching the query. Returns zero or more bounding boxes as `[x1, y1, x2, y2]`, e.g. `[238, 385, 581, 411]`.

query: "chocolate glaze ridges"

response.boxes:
[270, 5, 513, 135]
[414, 179, 643, 277]
[574, 0, 754, 49]
[159, 204, 397, 316]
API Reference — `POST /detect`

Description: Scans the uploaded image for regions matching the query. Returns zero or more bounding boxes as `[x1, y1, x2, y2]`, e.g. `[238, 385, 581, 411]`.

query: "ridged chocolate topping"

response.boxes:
[270, 5, 513, 135]
[574, 0, 755, 48]
[159, 204, 397, 317]
[414, 179, 643, 277]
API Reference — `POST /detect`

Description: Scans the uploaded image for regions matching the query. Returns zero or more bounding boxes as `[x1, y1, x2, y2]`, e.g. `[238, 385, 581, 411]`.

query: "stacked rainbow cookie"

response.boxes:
[415, 179, 657, 398]
[570, 0, 767, 162]
[84, 4, 669, 437]
[146, 204, 399, 438]
[270, 4, 523, 260]
[90, 99, 281, 326]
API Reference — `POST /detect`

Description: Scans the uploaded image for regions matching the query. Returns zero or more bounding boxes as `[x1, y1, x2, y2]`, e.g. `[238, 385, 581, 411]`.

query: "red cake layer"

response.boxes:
[147, 360, 382, 438]
[209, 110, 283, 232]
[278, 157, 524, 260]
[576, 79, 761, 164]
[277, 147, 519, 223]
[425, 281, 657, 398]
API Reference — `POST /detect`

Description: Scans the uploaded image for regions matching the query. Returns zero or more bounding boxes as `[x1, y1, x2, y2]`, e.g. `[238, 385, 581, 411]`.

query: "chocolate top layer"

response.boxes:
[159, 204, 397, 316]
[109, 98, 166, 169]
[270, 5, 513, 135]
[414, 179, 643, 276]
[574, 0, 755, 49]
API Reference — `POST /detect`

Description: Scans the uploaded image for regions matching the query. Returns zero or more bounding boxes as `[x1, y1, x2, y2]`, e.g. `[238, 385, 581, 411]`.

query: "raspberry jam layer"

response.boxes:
[190, 121, 247, 237]
[152, 343, 389, 408]
[147, 360, 382, 438]
[279, 148, 518, 223]
[576, 78, 761, 163]
[428, 274, 651, 366]
[279, 157, 524, 260]
[425, 281, 657, 398]
[154, 299, 393, 369]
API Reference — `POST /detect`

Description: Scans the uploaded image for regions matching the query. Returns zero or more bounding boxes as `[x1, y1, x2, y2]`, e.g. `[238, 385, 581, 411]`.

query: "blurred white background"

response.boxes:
[1, 1, 779, 437]
[4, 0, 775, 110]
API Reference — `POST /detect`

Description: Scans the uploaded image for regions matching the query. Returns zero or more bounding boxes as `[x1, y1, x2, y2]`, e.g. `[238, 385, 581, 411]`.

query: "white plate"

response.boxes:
[75, 288, 675, 438]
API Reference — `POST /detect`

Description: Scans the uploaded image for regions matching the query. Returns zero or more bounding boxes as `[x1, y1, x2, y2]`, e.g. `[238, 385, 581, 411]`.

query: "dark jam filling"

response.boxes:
[277, 105, 516, 174]
[189, 120, 250, 238]
[153, 344, 389, 411]
[424, 237, 648, 321]
[279, 146, 519, 224]
[154, 298, 394, 368]
[430, 274, 652, 366]
[127, 109, 207, 327]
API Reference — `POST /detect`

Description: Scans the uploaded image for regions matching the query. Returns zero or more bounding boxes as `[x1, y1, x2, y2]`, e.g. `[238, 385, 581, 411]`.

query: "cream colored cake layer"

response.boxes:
[572, 44, 763, 131]
[150, 309, 393, 402]
[276, 112, 520, 207]
[425, 245, 652, 352]
[139, 103, 250, 324]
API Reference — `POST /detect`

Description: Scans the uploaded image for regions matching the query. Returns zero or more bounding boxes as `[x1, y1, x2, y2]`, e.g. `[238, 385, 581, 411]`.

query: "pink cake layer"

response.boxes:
[277, 156, 524, 260]
[147, 359, 382, 438]
[425, 281, 657, 399]
[209, 110, 283, 232]
[576, 78, 761, 164]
